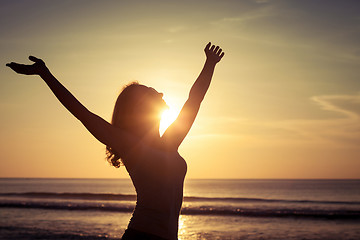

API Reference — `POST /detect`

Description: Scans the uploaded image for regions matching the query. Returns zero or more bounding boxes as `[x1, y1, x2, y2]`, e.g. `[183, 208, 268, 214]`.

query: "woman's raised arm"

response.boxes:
[6, 56, 132, 156]
[162, 42, 224, 150]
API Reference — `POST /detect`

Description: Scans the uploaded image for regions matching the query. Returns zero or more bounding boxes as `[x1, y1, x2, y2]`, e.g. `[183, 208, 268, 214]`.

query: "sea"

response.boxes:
[0, 178, 359, 240]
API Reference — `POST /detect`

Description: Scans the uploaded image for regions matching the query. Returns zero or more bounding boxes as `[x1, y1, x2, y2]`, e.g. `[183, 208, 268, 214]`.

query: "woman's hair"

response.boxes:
[106, 82, 142, 168]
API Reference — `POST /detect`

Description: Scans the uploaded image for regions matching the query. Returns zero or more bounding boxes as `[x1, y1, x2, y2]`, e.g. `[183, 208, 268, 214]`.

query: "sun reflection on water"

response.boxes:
[178, 215, 187, 240]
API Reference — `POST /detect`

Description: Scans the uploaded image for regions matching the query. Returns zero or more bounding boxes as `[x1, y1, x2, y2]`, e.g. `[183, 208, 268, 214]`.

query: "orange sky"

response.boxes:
[1, 0, 359, 179]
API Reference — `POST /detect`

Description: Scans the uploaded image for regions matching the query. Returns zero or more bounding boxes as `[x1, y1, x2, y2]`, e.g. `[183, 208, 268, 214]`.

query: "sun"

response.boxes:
[160, 108, 179, 135]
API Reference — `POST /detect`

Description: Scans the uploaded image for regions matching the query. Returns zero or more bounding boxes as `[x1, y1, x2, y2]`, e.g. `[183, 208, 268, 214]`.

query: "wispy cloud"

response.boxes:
[192, 93, 360, 148]
[167, 25, 187, 33]
[212, 5, 274, 26]
[311, 93, 360, 119]
[253, 0, 270, 4]
[263, 93, 360, 147]
[212, 1, 360, 64]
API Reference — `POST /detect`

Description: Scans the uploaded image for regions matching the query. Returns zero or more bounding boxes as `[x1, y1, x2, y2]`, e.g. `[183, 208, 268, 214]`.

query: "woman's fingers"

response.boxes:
[6, 62, 35, 75]
[29, 56, 38, 62]
[206, 44, 222, 54]
[29, 56, 44, 64]
[204, 42, 225, 63]
[205, 42, 211, 51]
[220, 52, 225, 58]
[6, 62, 20, 70]
[7, 63, 26, 73]
[7, 56, 47, 75]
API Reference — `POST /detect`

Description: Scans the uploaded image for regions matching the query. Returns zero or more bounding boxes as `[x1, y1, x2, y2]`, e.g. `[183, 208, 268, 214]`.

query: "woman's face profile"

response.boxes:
[146, 86, 168, 108]
[135, 86, 168, 122]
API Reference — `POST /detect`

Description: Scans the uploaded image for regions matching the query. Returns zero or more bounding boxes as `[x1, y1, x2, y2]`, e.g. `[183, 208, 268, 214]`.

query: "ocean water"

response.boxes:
[0, 178, 359, 240]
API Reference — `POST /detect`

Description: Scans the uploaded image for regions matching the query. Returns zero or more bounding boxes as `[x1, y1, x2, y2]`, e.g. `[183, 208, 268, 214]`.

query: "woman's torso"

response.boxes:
[125, 143, 187, 240]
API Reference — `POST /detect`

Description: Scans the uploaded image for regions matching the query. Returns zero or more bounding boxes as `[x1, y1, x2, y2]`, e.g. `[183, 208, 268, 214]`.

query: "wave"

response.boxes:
[0, 199, 359, 220]
[0, 192, 136, 201]
[0, 226, 119, 240]
[185, 196, 360, 205]
[1, 192, 360, 205]
[1, 192, 360, 220]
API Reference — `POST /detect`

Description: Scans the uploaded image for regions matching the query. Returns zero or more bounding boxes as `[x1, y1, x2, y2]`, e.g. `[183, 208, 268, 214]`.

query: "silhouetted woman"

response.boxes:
[7, 42, 224, 240]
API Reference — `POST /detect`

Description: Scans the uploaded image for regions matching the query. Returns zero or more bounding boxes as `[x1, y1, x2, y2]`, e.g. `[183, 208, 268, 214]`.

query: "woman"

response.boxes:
[6, 42, 224, 240]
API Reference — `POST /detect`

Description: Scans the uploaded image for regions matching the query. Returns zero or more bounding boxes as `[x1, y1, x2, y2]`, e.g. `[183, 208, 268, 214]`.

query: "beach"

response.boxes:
[1, 178, 359, 239]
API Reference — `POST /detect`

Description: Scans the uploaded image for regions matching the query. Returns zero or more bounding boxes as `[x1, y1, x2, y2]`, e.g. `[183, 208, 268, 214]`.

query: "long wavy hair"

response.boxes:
[106, 82, 143, 168]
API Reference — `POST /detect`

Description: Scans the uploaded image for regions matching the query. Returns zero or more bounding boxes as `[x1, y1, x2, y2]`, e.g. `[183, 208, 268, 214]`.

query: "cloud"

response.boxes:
[311, 93, 360, 119]
[167, 25, 187, 33]
[213, 5, 274, 26]
[271, 93, 360, 147]
[253, 0, 270, 3]
[191, 93, 360, 148]
[212, 1, 360, 64]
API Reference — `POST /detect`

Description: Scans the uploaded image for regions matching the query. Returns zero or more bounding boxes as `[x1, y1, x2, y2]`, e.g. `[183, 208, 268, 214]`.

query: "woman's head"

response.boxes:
[106, 82, 168, 167]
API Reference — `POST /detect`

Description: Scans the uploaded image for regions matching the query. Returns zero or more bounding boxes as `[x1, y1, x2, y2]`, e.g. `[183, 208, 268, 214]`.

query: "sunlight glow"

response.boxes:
[160, 107, 179, 135]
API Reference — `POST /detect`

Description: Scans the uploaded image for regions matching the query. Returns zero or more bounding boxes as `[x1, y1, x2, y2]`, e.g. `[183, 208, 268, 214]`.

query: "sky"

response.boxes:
[0, 0, 359, 179]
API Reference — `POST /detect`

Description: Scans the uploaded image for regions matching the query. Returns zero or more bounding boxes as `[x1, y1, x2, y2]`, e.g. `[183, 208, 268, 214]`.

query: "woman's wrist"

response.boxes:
[39, 67, 51, 78]
[205, 59, 217, 67]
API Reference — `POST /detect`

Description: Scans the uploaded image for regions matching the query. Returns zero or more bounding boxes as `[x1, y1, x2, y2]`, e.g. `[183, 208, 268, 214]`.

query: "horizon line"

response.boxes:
[1, 177, 359, 180]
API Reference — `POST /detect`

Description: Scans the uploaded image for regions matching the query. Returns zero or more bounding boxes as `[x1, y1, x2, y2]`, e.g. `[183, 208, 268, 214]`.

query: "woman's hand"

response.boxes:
[6, 56, 48, 75]
[204, 42, 224, 64]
